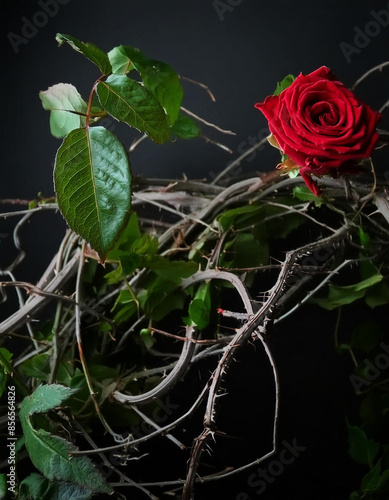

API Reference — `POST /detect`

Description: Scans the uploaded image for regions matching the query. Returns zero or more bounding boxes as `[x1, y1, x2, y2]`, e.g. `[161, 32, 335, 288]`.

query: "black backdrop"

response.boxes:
[1, 1, 389, 499]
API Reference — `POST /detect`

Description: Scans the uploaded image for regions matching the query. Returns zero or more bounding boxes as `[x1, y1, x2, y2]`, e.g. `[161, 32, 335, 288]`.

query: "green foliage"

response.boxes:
[347, 421, 380, 467]
[293, 185, 324, 205]
[170, 114, 202, 139]
[108, 44, 184, 124]
[313, 274, 383, 310]
[0, 348, 13, 397]
[19, 353, 51, 381]
[188, 281, 212, 330]
[18, 473, 94, 500]
[0, 474, 6, 499]
[41, 34, 200, 259]
[54, 126, 132, 261]
[39, 84, 87, 138]
[222, 232, 268, 269]
[19, 385, 112, 495]
[56, 33, 112, 75]
[96, 74, 170, 143]
[273, 74, 296, 96]
[217, 204, 263, 232]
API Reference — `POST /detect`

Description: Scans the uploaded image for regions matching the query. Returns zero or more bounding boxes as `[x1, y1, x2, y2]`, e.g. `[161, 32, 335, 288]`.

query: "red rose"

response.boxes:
[255, 66, 381, 195]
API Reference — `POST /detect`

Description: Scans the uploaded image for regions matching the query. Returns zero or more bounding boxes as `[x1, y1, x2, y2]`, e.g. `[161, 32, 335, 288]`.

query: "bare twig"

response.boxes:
[181, 106, 235, 135]
[180, 75, 216, 101]
[351, 61, 389, 90]
[0, 251, 80, 336]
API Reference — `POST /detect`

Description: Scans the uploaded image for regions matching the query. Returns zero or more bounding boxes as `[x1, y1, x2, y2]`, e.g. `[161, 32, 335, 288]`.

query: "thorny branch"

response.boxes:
[1, 161, 389, 499]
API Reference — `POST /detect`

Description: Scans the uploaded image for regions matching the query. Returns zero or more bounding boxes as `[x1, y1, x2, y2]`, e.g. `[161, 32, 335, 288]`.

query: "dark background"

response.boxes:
[1, 1, 389, 499]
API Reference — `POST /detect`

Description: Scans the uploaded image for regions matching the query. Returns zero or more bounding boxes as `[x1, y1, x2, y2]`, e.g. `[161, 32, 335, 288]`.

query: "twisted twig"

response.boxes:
[183, 224, 349, 499]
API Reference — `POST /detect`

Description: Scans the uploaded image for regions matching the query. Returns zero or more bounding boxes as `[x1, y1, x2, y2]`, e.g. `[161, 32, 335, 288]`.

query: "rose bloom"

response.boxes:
[255, 66, 381, 195]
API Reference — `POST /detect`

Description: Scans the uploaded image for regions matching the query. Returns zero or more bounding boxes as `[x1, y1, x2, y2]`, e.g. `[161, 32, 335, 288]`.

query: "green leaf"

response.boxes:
[54, 126, 132, 261]
[96, 74, 170, 143]
[273, 74, 296, 96]
[293, 185, 323, 205]
[217, 205, 263, 231]
[188, 281, 212, 330]
[108, 45, 183, 124]
[376, 468, 389, 493]
[104, 260, 126, 285]
[262, 205, 305, 240]
[21, 384, 76, 417]
[222, 232, 268, 269]
[361, 461, 382, 493]
[359, 226, 371, 247]
[0, 348, 13, 397]
[111, 289, 139, 325]
[313, 274, 383, 310]
[20, 353, 51, 382]
[140, 328, 156, 350]
[131, 233, 159, 256]
[144, 277, 186, 321]
[107, 45, 134, 74]
[347, 421, 380, 466]
[19, 384, 112, 494]
[39, 83, 87, 138]
[56, 33, 111, 75]
[170, 114, 202, 139]
[146, 257, 198, 281]
[105, 232, 159, 284]
[18, 473, 94, 500]
[0, 474, 6, 500]
[107, 212, 141, 259]
[288, 168, 299, 178]
[365, 281, 389, 308]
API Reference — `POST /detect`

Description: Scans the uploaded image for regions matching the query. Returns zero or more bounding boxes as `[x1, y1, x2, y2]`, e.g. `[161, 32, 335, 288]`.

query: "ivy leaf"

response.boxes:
[273, 74, 296, 96]
[145, 257, 198, 281]
[359, 226, 371, 247]
[107, 212, 141, 259]
[96, 74, 170, 144]
[108, 45, 135, 74]
[54, 126, 132, 262]
[365, 281, 389, 308]
[0, 474, 6, 499]
[56, 33, 111, 75]
[111, 289, 139, 325]
[188, 281, 212, 330]
[39, 83, 88, 139]
[293, 185, 323, 206]
[108, 45, 183, 124]
[222, 232, 268, 269]
[140, 328, 156, 350]
[217, 205, 263, 231]
[346, 421, 380, 467]
[19, 385, 112, 494]
[312, 274, 383, 310]
[170, 114, 202, 139]
[146, 285, 186, 321]
[20, 353, 51, 382]
[0, 348, 13, 397]
[18, 473, 94, 500]
[361, 462, 383, 493]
